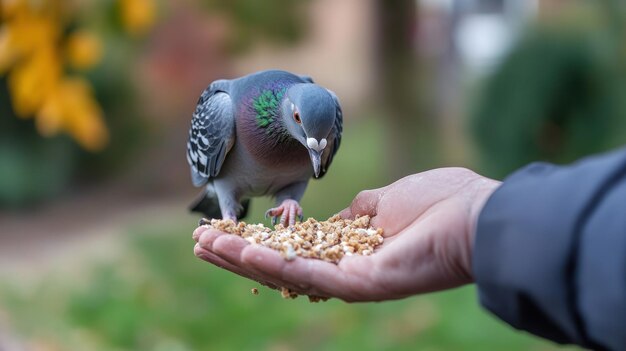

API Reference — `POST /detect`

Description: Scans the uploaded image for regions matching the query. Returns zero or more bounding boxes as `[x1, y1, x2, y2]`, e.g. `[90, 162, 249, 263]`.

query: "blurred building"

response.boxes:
[233, 0, 376, 112]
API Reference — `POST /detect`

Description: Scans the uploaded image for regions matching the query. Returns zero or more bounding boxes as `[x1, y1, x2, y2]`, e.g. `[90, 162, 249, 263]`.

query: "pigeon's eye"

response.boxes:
[293, 111, 302, 124]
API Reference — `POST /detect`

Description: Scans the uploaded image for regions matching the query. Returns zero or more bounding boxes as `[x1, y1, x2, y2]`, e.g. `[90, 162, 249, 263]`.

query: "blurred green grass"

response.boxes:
[0, 118, 578, 350]
[0, 223, 578, 351]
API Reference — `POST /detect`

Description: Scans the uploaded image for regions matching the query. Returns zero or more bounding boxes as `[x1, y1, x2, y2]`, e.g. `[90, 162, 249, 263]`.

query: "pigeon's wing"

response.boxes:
[318, 89, 343, 178]
[187, 82, 235, 187]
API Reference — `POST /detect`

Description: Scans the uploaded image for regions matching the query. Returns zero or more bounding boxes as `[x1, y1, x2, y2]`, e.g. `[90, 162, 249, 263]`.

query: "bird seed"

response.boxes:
[200, 214, 384, 301]
[201, 214, 383, 264]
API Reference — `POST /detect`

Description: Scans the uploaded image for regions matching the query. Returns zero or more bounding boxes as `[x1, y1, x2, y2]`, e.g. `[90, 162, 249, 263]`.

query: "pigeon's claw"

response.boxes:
[265, 199, 303, 227]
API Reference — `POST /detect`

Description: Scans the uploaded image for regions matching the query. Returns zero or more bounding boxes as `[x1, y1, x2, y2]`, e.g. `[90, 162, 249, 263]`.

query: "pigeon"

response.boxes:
[186, 70, 343, 226]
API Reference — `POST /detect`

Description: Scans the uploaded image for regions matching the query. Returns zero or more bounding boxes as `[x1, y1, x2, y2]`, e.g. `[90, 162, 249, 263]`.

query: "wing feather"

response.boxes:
[186, 84, 235, 187]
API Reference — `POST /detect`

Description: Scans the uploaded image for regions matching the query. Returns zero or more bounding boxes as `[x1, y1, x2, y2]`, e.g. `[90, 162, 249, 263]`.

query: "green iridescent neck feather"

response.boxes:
[253, 88, 287, 129]
[250, 87, 292, 143]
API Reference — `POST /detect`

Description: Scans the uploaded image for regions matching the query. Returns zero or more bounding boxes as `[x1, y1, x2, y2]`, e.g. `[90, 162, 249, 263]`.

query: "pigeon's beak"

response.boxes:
[308, 149, 322, 178]
[306, 137, 327, 178]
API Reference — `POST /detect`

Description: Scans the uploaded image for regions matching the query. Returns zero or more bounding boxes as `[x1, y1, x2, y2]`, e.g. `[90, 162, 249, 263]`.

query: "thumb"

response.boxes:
[341, 189, 382, 219]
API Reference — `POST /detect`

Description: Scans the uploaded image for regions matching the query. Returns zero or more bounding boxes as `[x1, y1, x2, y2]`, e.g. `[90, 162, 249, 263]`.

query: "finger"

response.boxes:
[212, 241, 315, 294]
[211, 234, 251, 264]
[198, 229, 230, 250]
[198, 235, 292, 292]
[199, 231, 310, 293]
[349, 189, 381, 217]
[240, 246, 328, 296]
[241, 246, 366, 300]
[211, 234, 293, 289]
[192, 225, 211, 242]
[338, 207, 352, 219]
[197, 229, 285, 287]
[341, 189, 386, 230]
[194, 243, 278, 289]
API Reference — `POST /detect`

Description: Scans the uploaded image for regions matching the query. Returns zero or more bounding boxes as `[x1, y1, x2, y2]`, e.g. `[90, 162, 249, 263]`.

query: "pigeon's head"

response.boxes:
[282, 83, 336, 178]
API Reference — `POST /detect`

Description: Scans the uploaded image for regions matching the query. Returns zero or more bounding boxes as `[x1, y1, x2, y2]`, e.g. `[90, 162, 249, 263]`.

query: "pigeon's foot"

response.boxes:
[264, 199, 303, 227]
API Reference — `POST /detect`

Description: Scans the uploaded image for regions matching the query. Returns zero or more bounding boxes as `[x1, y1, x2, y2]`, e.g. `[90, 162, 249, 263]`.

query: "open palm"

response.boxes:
[193, 168, 500, 302]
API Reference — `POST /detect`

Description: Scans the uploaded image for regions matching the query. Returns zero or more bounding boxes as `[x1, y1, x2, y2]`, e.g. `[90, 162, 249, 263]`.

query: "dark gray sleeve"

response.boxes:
[473, 147, 626, 351]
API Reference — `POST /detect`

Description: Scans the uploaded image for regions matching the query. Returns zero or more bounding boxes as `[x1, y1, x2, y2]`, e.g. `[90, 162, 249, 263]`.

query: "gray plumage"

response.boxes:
[186, 70, 343, 224]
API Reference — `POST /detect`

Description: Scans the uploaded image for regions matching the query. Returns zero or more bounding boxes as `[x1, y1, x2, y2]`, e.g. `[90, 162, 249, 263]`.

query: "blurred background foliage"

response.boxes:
[472, 0, 626, 178]
[1, 0, 624, 349]
[0, 0, 154, 206]
[201, 0, 311, 52]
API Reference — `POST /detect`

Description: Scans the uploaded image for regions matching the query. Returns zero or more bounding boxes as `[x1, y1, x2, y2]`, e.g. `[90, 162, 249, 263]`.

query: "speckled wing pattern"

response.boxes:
[319, 90, 343, 178]
[187, 85, 235, 187]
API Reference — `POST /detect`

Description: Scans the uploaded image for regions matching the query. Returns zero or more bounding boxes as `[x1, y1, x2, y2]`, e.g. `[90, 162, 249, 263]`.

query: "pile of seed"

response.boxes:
[200, 214, 384, 301]
[201, 214, 384, 264]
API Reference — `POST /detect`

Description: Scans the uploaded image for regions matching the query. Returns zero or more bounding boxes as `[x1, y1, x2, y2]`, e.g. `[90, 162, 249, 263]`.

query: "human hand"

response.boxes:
[193, 168, 500, 302]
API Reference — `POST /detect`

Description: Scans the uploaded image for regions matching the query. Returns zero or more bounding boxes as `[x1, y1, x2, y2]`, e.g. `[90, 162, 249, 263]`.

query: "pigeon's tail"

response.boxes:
[189, 189, 250, 220]
[189, 191, 222, 219]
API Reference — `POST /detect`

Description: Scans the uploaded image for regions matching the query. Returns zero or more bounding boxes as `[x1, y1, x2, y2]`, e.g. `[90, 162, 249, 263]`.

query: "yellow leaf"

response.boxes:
[37, 78, 109, 151]
[1, 0, 26, 20]
[6, 10, 59, 56]
[2, 0, 109, 152]
[36, 96, 64, 136]
[64, 81, 109, 151]
[65, 30, 103, 70]
[119, 0, 156, 37]
[8, 46, 61, 117]
[0, 27, 17, 74]
[0, 6, 60, 73]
